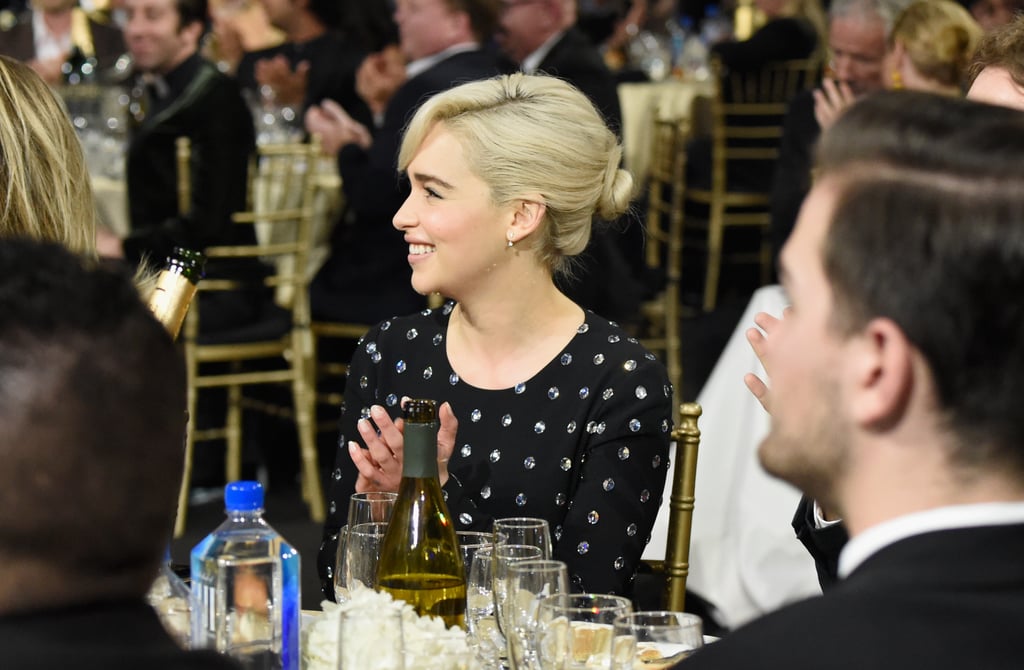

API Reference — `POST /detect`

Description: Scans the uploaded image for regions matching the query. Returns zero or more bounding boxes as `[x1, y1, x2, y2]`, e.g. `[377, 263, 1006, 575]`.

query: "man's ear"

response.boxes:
[847, 317, 914, 430]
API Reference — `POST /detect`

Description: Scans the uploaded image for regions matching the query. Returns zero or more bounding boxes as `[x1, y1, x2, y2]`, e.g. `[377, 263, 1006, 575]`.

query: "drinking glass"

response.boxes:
[348, 491, 397, 527]
[336, 493, 397, 597]
[610, 612, 703, 670]
[339, 608, 404, 669]
[493, 518, 553, 558]
[466, 546, 502, 668]
[506, 560, 570, 670]
[345, 521, 389, 590]
[536, 594, 634, 670]
[458, 530, 495, 582]
[493, 544, 545, 637]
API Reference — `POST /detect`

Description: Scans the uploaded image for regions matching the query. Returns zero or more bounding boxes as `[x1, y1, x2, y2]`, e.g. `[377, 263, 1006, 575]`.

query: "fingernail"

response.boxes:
[371, 405, 385, 417]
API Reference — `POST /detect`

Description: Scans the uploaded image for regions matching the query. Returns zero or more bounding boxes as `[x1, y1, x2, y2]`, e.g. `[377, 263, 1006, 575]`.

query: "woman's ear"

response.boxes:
[509, 198, 547, 240]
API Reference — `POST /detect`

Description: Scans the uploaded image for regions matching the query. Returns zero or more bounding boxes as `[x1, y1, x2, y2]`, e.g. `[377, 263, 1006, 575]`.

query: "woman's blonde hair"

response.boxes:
[891, 0, 983, 88]
[0, 56, 97, 256]
[397, 73, 634, 275]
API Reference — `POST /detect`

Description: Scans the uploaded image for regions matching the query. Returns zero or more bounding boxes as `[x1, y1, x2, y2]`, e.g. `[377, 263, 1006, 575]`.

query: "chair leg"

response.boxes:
[703, 202, 725, 312]
[293, 332, 325, 522]
[174, 377, 199, 537]
[226, 382, 243, 483]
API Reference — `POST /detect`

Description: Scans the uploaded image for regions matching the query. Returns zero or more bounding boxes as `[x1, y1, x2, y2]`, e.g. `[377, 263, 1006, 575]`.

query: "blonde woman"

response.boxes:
[815, 0, 982, 128]
[319, 73, 673, 599]
[0, 55, 96, 255]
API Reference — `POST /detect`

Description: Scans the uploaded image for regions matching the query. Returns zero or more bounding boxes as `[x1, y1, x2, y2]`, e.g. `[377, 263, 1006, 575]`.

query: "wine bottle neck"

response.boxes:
[403, 423, 439, 479]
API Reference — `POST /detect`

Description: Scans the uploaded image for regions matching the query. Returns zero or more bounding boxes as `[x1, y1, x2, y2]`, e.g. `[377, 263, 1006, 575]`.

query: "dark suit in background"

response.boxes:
[535, 26, 622, 132]
[0, 10, 124, 73]
[769, 90, 819, 263]
[126, 53, 261, 331]
[681, 523, 1024, 670]
[1, 601, 241, 670]
[310, 48, 500, 324]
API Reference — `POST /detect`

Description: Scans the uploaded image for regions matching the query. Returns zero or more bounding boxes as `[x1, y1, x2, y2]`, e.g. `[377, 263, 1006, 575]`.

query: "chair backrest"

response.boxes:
[182, 138, 321, 338]
[708, 57, 821, 191]
[176, 136, 191, 217]
[662, 401, 702, 611]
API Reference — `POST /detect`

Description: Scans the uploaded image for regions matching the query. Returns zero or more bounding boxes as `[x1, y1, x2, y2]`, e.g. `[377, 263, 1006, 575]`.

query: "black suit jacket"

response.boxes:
[0, 12, 124, 74]
[125, 55, 256, 272]
[769, 90, 818, 261]
[536, 27, 622, 133]
[682, 523, 1024, 670]
[0, 600, 242, 670]
[311, 48, 500, 324]
[793, 494, 849, 590]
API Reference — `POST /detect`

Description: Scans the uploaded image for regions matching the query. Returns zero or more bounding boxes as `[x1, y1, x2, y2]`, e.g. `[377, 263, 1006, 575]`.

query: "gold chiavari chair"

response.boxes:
[644, 402, 702, 611]
[638, 115, 690, 418]
[686, 57, 820, 311]
[173, 138, 325, 536]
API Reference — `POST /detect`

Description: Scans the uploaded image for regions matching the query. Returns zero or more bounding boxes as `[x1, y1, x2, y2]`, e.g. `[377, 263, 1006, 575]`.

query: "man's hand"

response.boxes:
[305, 99, 372, 154]
[356, 45, 406, 118]
[813, 78, 856, 131]
[254, 55, 309, 107]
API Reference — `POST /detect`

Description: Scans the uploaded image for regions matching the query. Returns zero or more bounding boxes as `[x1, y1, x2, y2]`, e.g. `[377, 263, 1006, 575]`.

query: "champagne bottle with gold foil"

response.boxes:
[376, 399, 467, 628]
[147, 247, 205, 340]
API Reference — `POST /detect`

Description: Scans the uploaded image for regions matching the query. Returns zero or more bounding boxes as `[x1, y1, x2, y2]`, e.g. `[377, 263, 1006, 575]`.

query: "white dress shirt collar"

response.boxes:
[521, 29, 565, 75]
[839, 501, 1024, 578]
[406, 42, 480, 81]
[32, 10, 72, 62]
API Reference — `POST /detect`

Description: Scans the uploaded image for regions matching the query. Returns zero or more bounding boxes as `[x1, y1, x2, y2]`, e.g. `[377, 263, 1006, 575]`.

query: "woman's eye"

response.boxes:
[424, 187, 441, 199]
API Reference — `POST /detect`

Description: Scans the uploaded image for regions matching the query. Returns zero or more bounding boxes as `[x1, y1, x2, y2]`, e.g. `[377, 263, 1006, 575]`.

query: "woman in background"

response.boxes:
[0, 55, 97, 255]
[319, 73, 673, 599]
[815, 0, 982, 128]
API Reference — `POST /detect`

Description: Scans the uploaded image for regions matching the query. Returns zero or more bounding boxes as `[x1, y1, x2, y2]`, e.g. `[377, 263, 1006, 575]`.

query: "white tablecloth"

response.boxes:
[617, 78, 714, 180]
[643, 285, 821, 629]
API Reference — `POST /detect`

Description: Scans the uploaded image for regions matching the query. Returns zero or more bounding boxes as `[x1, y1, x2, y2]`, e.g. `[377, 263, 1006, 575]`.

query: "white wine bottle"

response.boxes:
[376, 399, 467, 628]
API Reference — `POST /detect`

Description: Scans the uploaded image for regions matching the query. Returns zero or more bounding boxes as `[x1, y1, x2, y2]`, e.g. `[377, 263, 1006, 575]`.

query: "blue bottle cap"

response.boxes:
[225, 481, 264, 511]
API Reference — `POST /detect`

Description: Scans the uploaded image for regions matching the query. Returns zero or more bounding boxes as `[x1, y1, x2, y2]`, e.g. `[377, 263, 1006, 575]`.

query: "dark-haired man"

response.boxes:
[100, 0, 262, 331]
[0, 239, 240, 670]
[683, 91, 1024, 670]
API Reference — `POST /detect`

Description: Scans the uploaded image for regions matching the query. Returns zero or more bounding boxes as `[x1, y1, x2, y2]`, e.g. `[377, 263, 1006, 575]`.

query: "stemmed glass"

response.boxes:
[505, 559, 570, 670]
[610, 612, 703, 670]
[536, 594, 634, 670]
[493, 518, 553, 558]
[458, 530, 496, 582]
[344, 521, 390, 591]
[467, 546, 501, 667]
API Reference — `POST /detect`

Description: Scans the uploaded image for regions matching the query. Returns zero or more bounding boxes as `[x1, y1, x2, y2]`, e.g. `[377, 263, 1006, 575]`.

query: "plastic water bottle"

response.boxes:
[678, 17, 710, 81]
[701, 4, 734, 46]
[190, 481, 300, 670]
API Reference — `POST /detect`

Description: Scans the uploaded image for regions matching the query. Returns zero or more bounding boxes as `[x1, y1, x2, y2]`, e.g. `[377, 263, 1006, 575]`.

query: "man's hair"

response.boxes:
[967, 13, 1024, 87]
[0, 239, 186, 603]
[176, 0, 207, 30]
[815, 91, 1024, 475]
[829, 0, 917, 35]
[445, 0, 501, 43]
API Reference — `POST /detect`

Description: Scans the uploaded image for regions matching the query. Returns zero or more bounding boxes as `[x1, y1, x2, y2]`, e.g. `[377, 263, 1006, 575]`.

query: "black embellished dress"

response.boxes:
[318, 302, 673, 598]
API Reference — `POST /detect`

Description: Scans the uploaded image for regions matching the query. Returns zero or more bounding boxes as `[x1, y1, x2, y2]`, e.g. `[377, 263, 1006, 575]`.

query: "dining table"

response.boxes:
[642, 285, 822, 630]
[616, 76, 715, 181]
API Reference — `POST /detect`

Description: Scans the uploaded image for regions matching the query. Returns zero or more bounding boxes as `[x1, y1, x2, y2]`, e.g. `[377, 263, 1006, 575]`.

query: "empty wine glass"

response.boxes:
[536, 594, 633, 670]
[610, 611, 703, 670]
[348, 491, 397, 527]
[506, 559, 570, 670]
[493, 518, 552, 558]
[458, 530, 495, 582]
[345, 521, 389, 590]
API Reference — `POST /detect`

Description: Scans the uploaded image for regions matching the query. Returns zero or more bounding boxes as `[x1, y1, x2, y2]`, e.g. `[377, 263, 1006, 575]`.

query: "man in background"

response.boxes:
[0, 0, 124, 83]
[769, 0, 912, 259]
[303, 0, 501, 326]
[0, 239, 238, 670]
